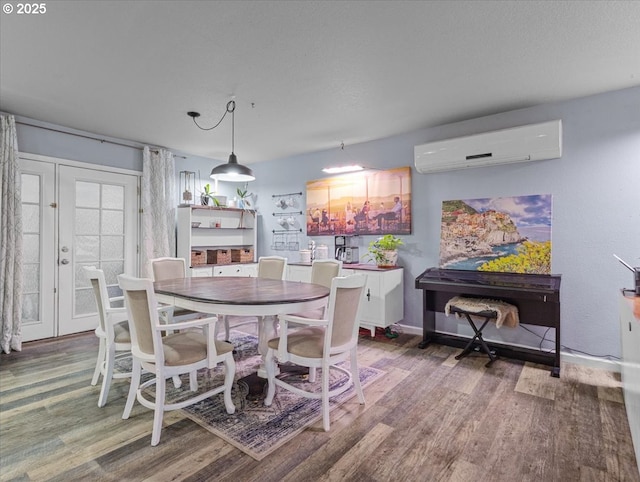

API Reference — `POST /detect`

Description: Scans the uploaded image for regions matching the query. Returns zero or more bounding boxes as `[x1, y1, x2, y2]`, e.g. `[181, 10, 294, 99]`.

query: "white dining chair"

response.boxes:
[118, 274, 236, 446]
[288, 259, 342, 382]
[84, 266, 132, 408]
[219, 256, 288, 341]
[264, 274, 366, 431]
[149, 257, 205, 324]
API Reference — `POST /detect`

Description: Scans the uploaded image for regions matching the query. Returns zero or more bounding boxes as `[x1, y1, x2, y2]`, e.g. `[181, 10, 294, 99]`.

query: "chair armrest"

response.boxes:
[104, 306, 127, 325]
[153, 315, 222, 368]
[154, 315, 218, 332]
[278, 314, 329, 327]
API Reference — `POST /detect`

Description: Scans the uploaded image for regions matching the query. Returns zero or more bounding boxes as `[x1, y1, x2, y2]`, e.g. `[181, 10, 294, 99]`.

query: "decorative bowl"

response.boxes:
[191, 222, 201, 228]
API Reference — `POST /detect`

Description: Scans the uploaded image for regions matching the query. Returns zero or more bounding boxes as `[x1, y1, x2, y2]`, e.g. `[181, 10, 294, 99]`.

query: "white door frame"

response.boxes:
[18, 152, 141, 341]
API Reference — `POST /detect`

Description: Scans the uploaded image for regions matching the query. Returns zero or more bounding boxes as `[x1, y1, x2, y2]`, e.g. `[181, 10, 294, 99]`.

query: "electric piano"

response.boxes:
[415, 267, 561, 377]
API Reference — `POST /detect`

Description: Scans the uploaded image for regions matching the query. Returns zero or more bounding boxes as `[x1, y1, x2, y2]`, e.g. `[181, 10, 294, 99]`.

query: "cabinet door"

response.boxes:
[241, 264, 258, 277]
[360, 273, 383, 323]
[341, 269, 381, 325]
[191, 267, 213, 277]
[213, 265, 244, 276]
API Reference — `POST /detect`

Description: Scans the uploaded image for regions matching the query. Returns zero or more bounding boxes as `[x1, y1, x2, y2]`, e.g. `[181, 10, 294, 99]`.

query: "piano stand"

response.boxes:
[451, 307, 498, 367]
[415, 268, 561, 378]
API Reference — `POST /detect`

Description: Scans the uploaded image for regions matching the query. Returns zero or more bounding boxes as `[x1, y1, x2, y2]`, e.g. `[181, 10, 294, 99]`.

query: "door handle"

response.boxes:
[366, 289, 370, 301]
[60, 259, 70, 265]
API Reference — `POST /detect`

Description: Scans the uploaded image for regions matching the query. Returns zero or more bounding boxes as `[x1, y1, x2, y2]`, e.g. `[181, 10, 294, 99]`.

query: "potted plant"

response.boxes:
[236, 186, 252, 209]
[201, 183, 213, 205]
[201, 184, 224, 206]
[366, 234, 404, 268]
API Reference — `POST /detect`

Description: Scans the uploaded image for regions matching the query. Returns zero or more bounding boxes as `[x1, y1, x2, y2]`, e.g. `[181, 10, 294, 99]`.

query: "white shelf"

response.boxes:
[177, 206, 258, 274]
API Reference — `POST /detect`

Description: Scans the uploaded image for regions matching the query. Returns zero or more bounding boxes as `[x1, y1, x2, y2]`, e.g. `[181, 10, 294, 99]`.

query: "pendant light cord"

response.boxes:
[189, 100, 236, 132]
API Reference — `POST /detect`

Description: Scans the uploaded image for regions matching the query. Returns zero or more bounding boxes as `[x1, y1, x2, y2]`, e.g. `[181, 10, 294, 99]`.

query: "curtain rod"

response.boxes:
[15, 120, 187, 159]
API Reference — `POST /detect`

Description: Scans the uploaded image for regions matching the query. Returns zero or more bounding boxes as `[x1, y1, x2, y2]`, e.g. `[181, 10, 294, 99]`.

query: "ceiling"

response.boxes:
[1, 1, 639, 164]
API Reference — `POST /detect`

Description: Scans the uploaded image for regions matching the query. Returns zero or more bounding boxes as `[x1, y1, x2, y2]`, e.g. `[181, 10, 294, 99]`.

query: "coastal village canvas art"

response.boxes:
[439, 194, 552, 274]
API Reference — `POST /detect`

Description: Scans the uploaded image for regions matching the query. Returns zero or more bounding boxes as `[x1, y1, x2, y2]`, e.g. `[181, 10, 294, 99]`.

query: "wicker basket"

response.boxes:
[231, 248, 254, 263]
[191, 250, 206, 266]
[207, 249, 231, 265]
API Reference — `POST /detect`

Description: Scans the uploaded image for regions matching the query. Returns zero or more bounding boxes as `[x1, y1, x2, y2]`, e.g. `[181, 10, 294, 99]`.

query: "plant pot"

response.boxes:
[376, 250, 398, 268]
[201, 195, 210, 205]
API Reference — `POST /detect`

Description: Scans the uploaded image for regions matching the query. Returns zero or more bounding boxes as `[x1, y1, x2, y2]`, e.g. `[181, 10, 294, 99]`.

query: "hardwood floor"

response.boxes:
[1, 329, 638, 482]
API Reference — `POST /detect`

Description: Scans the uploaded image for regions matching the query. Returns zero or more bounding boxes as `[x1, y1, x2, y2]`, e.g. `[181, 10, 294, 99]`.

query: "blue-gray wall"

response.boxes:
[9, 86, 640, 359]
[250, 86, 640, 360]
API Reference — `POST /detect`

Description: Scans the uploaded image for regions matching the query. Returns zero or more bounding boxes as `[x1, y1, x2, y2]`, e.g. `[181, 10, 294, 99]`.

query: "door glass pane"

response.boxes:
[22, 264, 40, 293]
[102, 185, 124, 209]
[76, 181, 100, 208]
[75, 235, 99, 262]
[22, 294, 39, 321]
[22, 204, 40, 232]
[23, 234, 40, 261]
[21, 173, 42, 324]
[102, 260, 124, 285]
[101, 210, 123, 235]
[74, 179, 126, 318]
[76, 208, 100, 234]
[21, 174, 40, 203]
[75, 287, 96, 315]
[101, 236, 124, 260]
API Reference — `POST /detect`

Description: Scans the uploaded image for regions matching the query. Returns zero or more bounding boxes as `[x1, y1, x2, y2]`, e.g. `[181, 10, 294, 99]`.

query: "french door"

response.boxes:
[19, 155, 140, 341]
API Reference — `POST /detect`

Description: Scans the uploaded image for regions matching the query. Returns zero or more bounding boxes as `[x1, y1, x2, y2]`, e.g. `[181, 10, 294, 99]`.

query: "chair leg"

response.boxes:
[264, 349, 276, 406]
[172, 375, 182, 388]
[350, 348, 365, 405]
[223, 356, 236, 414]
[309, 367, 317, 383]
[189, 371, 198, 391]
[321, 363, 330, 431]
[97, 344, 116, 408]
[151, 376, 166, 446]
[223, 315, 230, 342]
[91, 337, 106, 386]
[122, 358, 141, 420]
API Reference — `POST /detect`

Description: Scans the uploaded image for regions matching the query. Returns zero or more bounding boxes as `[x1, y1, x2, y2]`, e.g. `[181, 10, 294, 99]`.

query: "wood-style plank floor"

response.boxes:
[1, 328, 638, 482]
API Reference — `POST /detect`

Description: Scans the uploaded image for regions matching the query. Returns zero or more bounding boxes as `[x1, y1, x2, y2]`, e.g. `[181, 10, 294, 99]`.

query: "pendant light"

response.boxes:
[187, 100, 255, 182]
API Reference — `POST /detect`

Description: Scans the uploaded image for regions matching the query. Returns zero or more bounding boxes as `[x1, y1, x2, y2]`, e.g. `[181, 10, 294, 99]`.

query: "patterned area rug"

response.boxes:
[129, 332, 384, 460]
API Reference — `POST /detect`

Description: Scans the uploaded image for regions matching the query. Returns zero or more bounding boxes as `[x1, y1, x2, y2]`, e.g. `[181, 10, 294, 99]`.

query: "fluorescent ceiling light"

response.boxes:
[321, 165, 364, 174]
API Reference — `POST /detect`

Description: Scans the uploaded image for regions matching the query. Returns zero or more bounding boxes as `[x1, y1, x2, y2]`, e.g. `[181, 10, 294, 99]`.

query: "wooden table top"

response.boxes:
[154, 277, 330, 306]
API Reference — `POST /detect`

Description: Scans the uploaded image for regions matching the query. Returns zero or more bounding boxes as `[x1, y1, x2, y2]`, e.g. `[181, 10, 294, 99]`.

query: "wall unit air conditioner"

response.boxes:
[414, 120, 562, 174]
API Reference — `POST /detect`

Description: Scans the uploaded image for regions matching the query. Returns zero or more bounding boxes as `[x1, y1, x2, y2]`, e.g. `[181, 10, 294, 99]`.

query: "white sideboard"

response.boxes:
[620, 293, 640, 473]
[287, 263, 404, 336]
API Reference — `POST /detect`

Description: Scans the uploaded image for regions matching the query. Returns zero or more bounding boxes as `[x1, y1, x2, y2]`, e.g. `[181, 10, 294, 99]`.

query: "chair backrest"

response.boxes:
[258, 256, 287, 280]
[118, 274, 160, 362]
[84, 266, 110, 333]
[325, 274, 366, 351]
[150, 257, 187, 282]
[310, 259, 342, 288]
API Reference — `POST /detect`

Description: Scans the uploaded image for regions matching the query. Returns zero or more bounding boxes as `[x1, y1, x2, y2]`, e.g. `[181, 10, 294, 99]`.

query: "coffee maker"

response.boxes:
[335, 235, 360, 264]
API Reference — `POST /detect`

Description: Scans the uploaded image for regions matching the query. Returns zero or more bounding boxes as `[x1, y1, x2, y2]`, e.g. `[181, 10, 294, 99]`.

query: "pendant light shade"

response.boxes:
[188, 99, 255, 182]
[210, 152, 255, 182]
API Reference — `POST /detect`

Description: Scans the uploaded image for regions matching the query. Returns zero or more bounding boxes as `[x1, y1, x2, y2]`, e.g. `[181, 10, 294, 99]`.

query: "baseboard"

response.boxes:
[560, 351, 621, 373]
[396, 323, 621, 373]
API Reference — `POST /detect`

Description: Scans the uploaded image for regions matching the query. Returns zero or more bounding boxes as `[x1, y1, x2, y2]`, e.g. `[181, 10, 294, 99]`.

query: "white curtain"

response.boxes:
[0, 114, 23, 354]
[141, 146, 176, 277]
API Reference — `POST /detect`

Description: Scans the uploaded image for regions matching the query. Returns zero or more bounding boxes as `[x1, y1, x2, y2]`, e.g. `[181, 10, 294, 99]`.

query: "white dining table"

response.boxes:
[154, 276, 330, 377]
